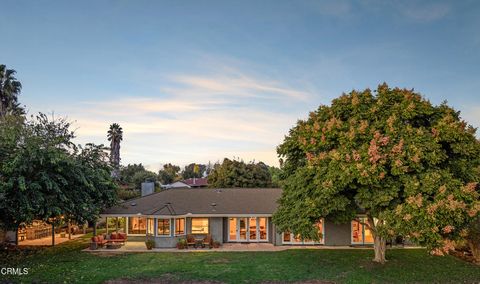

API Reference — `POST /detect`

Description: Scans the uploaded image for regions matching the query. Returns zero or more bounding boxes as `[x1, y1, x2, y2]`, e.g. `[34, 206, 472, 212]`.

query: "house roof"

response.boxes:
[182, 177, 208, 187]
[102, 187, 282, 216]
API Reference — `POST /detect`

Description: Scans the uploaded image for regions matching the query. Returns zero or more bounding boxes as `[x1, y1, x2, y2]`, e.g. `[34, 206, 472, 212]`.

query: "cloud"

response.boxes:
[396, 2, 450, 22]
[48, 63, 312, 170]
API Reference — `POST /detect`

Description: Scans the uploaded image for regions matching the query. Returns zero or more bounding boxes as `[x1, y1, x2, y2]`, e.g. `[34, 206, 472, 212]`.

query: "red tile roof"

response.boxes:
[182, 177, 208, 187]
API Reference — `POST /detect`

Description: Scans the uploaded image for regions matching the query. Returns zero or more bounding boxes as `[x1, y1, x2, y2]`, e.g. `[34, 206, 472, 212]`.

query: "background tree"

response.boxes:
[208, 158, 273, 188]
[119, 163, 146, 185]
[269, 166, 284, 187]
[107, 123, 123, 178]
[158, 163, 181, 184]
[182, 163, 206, 179]
[273, 84, 480, 263]
[0, 65, 23, 117]
[117, 163, 158, 199]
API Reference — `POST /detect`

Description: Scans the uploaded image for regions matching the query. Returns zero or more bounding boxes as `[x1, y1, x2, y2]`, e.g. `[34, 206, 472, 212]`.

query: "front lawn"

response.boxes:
[1, 236, 479, 283]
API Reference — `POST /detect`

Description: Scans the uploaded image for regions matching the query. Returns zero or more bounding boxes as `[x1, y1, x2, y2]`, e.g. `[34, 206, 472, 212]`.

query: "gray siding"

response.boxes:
[209, 217, 223, 244]
[324, 220, 351, 246]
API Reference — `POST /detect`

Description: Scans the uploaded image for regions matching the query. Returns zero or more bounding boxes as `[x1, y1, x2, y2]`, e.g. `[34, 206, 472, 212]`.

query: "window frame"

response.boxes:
[281, 219, 325, 245]
[191, 217, 209, 234]
[127, 217, 147, 236]
[156, 218, 171, 237]
[174, 218, 186, 236]
[351, 217, 374, 245]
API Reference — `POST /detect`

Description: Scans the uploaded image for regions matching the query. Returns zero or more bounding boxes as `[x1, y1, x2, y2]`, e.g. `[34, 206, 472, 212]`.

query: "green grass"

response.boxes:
[1, 236, 479, 283]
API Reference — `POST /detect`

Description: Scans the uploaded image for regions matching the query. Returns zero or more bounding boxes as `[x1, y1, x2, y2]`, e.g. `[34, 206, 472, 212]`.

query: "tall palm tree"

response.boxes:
[0, 64, 23, 117]
[107, 123, 123, 178]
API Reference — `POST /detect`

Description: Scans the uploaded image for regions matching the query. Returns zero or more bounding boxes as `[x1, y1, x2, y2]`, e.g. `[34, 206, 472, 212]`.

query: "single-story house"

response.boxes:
[101, 187, 374, 248]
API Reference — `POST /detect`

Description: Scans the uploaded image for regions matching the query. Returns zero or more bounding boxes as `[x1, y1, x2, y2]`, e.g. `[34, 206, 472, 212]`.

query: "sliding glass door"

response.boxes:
[228, 217, 268, 242]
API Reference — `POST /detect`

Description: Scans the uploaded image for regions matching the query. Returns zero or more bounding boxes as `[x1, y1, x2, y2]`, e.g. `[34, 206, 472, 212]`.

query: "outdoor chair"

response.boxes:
[91, 235, 108, 249]
[186, 234, 196, 249]
[202, 234, 212, 249]
[108, 232, 127, 245]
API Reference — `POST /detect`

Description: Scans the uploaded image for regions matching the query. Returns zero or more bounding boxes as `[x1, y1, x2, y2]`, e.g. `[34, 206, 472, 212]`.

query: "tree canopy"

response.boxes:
[208, 158, 273, 188]
[273, 84, 480, 263]
[158, 163, 181, 184]
[0, 113, 117, 233]
[181, 163, 207, 179]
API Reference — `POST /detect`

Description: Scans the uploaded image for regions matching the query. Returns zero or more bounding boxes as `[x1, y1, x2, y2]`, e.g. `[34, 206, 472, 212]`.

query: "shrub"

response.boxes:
[145, 239, 155, 250]
[177, 238, 187, 249]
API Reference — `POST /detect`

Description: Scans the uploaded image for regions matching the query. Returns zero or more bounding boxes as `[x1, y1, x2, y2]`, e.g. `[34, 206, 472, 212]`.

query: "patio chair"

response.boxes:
[108, 232, 127, 245]
[186, 234, 196, 249]
[202, 234, 212, 249]
[91, 235, 108, 249]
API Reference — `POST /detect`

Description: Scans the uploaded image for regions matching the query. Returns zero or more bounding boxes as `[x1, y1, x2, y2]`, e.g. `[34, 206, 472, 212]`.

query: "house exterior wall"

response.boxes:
[324, 220, 351, 246]
[121, 215, 355, 248]
[272, 220, 352, 246]
[209, 217, 223, 244]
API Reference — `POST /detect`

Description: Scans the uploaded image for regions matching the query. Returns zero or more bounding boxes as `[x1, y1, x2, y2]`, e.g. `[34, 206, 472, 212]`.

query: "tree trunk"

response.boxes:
[468, 240, 480, 263]
[68, 222, 71, 240]
[93, 221, 97, 236]
[366, 216, 387, 264]
[14, 225, 19, 246]
[373, 234, 387, 263]
[51, 223, 55, 247]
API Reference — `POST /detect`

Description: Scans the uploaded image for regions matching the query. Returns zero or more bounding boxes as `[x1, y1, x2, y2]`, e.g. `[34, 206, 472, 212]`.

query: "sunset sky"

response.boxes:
[1, 0, 479, 170]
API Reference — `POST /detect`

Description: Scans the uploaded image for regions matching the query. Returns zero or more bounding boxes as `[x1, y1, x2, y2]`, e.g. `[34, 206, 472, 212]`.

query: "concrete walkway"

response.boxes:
[85, 242, 419, 253]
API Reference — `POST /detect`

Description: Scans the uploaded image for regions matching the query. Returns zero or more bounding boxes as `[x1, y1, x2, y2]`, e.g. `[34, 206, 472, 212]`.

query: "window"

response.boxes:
[229, 218, 236, 240]
[191, 218, 209, 234]
[147, 218, 154, 236]
[282, 219, 324, 244]
[157, 218, 171, 236]
[128, 217, 146, 234]
[258, 217, 267, 240]
[351, 217, 374, 244]
[228, 217, 268, 242]
[175, 218, 185, 236]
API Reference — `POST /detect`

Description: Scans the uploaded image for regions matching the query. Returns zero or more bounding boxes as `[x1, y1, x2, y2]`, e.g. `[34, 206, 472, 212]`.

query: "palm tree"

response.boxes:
[0, 64, 23, 117]
[107, 123, 123, 178]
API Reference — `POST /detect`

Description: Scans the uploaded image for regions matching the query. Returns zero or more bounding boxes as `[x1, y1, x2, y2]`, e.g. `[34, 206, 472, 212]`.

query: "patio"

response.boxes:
[20, 232, 84, 246]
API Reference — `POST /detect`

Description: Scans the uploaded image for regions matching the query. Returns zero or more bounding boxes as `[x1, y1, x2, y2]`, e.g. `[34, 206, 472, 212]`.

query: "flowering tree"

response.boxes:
[273, 84, 480, 263]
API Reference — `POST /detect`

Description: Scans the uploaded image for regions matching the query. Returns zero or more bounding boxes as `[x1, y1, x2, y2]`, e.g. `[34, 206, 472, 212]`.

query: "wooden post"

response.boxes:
[93, 221, 97, 236]
[68, 222, 71, 240]
[106, 217, 109, 235]
[51, 223, 55, 246]
[83, 223, 86, 234]
[115, 217, 119, 233]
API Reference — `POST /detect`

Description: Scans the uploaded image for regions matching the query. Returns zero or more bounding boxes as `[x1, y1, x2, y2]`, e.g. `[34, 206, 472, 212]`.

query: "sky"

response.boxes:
[1, 0, 479, 171]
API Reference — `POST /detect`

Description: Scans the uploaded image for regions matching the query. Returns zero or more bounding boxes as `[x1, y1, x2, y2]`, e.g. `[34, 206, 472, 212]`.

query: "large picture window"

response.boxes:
[191, 218, 209, 234]
[157, 218, 171, 236]
[128, 217, 147, 235]
[351, 217, 374, 244]
[282, 219, 324, 244]
[175, 218, 185, 236]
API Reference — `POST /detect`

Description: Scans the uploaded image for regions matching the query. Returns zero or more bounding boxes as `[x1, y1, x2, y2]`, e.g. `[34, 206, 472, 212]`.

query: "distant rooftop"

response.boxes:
[182, 177, 208, 187]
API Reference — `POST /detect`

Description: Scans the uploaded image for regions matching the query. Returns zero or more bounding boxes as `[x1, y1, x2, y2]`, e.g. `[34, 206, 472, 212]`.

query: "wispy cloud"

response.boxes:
[49, 60, 313, 170]
[395, 1, 450, 22]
